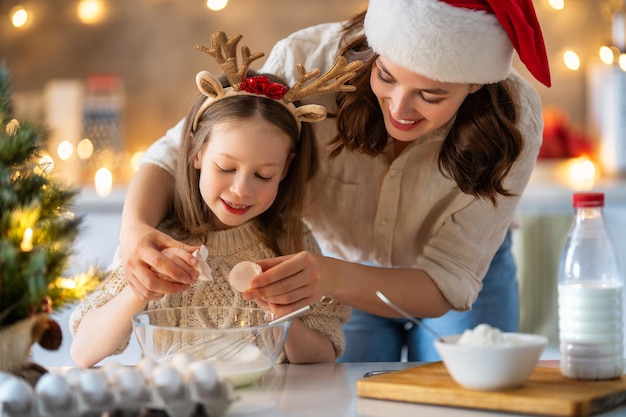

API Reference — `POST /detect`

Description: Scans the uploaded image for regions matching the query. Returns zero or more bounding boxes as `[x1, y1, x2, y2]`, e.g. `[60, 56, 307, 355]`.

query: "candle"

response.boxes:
[20, 227, 33, 252]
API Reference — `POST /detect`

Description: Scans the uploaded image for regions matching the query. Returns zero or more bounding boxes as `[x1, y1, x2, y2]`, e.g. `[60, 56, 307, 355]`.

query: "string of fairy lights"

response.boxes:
[6, 0, 230, 197]
[9, 0, 229, 28]
[5, 0, 626, 195]
[548, 0, 626, 71]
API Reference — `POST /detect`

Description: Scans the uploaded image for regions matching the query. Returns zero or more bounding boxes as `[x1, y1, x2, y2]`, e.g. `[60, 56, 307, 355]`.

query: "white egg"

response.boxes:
[229, 261, 262, 292]
[0, 376, 34, 413]
[151, 365, 183, 397]
[136, 357, 159, 381]
[184, 361, 218, 391]
[35, 372, 72, 409]
[170, 353, 193, 374]
[0, 371, 13, 386]
[114, 367, 145, 400]
[79, 370, 109, 404]
[99, 361, 123, 384]
[64, 367, 85, 388]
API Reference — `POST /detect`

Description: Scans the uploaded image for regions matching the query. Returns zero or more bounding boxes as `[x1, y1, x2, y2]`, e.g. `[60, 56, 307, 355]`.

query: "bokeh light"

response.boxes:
[207, 0, 228, 11]
[130, 151, 145, 172]
[57, 140, 74, 161]
[95, 167, 113, 197]
[563, 50, 581, 71]
[77, 138, 94, 159]
[77, 0, 105, 24]
[599, 46, 615, 64]
[10, 6, 29, 28]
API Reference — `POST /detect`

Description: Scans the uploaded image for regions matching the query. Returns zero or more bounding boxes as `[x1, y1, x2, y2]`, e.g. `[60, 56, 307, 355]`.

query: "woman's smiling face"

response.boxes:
[193, 115, 292, 229]
[370, 55, 482, 143]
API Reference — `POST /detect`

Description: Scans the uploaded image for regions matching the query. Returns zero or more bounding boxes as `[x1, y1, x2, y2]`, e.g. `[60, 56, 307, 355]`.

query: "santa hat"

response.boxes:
[364, 0, 551, 87]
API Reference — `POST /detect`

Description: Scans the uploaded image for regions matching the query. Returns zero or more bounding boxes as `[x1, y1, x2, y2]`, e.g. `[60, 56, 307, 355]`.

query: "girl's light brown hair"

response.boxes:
[165, 73, 318, 255]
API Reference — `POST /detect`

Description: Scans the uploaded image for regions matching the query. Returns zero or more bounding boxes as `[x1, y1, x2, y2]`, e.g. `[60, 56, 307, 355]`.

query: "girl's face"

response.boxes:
[193, 116, 293, 229]
[370, 56, 482, 143]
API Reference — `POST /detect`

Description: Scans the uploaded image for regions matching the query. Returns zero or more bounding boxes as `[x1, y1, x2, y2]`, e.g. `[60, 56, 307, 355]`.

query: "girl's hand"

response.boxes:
[244, 251, 328, 316]
[120, 223, 199, 300]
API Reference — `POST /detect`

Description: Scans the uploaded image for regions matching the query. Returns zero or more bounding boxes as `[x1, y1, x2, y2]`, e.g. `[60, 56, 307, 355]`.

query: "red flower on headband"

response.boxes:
[240, 76, 288, 99]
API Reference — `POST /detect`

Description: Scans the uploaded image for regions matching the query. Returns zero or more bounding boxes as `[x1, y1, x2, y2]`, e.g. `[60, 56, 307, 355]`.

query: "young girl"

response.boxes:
[69, 32, 358, 368]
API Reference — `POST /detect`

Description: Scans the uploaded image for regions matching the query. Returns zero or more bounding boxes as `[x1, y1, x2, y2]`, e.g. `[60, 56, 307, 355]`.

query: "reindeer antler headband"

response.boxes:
[192, 31, 364, 132]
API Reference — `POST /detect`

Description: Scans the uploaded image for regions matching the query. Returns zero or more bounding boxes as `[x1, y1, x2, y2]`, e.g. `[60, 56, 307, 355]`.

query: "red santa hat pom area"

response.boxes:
[364, 0, 551, 87]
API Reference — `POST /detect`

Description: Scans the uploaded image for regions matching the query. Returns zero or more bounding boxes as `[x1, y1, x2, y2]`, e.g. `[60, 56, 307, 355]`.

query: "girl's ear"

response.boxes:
[193, 151, 202, 169]
[280, 152, 295, 180]
[193, 134, 207, 169]
[193, 142, 204, 169]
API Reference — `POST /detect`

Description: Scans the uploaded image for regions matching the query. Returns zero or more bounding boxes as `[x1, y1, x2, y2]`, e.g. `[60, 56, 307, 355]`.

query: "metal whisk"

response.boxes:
[164, 296, 334, 361]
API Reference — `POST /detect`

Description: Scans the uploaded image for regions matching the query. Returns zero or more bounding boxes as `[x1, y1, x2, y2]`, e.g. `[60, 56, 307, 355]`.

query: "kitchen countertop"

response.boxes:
[45, 360, 626, 416]
[222, 361, 626, 417]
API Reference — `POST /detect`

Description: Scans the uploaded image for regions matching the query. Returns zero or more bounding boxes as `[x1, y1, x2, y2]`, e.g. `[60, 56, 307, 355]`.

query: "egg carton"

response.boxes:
[0, 359, 238, 417]
[2, 382, 235, 417]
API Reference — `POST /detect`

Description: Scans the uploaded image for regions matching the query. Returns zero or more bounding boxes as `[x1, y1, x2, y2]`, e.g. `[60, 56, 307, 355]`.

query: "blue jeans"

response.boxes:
[337, 230, 519, 362]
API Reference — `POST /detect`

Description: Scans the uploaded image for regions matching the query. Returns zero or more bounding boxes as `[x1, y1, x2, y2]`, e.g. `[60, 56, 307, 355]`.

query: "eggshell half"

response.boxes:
[229, 261, 262, 292]
[193, 245, 213, 281]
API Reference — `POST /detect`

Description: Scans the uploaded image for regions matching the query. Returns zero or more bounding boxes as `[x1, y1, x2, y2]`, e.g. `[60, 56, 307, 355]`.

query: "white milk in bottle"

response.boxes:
[557, 192, 624, 380]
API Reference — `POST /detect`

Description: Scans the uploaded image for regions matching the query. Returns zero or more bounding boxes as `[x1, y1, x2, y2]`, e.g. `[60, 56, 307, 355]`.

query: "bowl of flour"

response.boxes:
[434, 324, 547, 390]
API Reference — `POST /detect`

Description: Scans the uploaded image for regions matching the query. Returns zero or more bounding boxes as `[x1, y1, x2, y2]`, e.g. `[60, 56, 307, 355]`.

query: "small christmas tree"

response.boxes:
[0, 63, 102, 375]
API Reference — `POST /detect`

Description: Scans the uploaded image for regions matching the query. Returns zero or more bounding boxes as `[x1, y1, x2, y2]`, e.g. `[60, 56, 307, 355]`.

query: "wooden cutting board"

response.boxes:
[356, 362, 626, 416]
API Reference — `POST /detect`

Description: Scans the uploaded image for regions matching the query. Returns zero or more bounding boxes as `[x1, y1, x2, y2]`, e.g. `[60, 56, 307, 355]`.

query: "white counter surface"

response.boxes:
[222, 361, 626, 417]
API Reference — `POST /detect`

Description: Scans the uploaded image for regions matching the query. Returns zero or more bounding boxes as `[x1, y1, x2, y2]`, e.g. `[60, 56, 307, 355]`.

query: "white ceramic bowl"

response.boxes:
[132, 306, 289, 387]
[434, 333, 547, 391]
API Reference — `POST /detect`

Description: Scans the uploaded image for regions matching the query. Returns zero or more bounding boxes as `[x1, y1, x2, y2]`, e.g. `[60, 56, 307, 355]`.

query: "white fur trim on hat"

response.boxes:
[364, 0, 514, 84]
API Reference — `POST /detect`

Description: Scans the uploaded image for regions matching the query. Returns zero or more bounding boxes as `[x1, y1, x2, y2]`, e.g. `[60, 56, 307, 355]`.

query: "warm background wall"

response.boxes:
[2, 0, 624, 367]
[1, 0, 368, 165]
[0, 0, 616, 177]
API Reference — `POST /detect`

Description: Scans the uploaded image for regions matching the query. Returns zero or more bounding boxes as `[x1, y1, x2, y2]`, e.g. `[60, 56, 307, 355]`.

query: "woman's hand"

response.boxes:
[243, 250, 455, 319]
[244, 251, 329, 316]
[119, 223, 199, 300]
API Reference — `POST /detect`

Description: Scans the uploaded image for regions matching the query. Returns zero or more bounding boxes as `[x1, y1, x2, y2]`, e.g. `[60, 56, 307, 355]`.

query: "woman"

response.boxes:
[119, 0, 550, 361]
